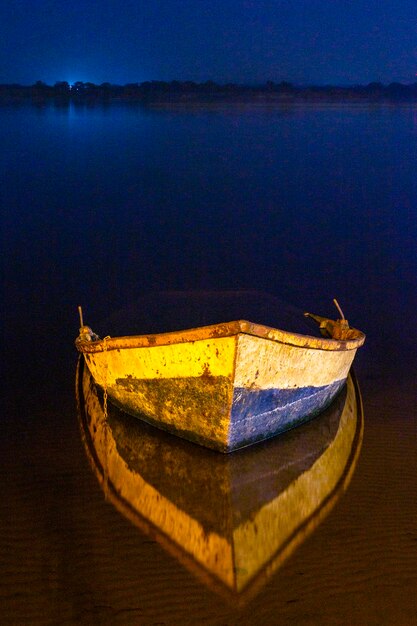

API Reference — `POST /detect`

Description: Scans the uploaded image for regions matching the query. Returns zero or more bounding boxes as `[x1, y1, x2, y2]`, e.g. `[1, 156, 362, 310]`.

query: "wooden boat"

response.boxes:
[76, 356, 363, 602]
[75, 292, 365, 452]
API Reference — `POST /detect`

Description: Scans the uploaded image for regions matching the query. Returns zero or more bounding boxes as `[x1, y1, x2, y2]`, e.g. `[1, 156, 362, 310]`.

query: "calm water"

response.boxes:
[2, 102, 417, 624]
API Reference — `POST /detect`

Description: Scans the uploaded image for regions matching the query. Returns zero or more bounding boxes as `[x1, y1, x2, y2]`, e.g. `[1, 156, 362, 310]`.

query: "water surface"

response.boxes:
[2, 102, 416, 624]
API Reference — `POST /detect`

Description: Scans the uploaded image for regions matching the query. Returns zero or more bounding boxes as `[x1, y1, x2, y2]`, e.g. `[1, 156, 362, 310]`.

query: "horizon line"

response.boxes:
[2, 78, 417, 88]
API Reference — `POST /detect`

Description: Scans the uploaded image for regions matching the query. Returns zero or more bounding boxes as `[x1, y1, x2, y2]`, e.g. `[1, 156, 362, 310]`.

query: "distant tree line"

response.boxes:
[1, 79, 417, 103]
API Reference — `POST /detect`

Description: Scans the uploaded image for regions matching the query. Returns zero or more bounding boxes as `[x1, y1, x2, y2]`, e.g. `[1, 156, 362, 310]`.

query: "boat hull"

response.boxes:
[80, 322, 360, 452]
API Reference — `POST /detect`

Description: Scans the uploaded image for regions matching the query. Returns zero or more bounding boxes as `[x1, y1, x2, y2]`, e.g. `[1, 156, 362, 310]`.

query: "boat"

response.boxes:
[75, 291, 365, 452]
[76, 356, 364, 602]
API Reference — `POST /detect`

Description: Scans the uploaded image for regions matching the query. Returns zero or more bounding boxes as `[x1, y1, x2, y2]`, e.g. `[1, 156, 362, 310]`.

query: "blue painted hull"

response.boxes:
[229, 380, 346, 449]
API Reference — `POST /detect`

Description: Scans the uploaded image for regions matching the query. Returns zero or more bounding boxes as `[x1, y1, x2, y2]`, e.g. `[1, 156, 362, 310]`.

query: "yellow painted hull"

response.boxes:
[76, 319, 365, 451]
[76, 357, 363, 602]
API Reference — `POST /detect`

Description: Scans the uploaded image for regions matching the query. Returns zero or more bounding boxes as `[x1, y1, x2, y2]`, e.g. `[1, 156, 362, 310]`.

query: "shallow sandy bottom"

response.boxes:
[1, 369, 416, 625]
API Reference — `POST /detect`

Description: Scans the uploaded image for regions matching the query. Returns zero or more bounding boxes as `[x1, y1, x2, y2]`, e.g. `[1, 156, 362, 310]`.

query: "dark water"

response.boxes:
[2, 102, 417, 624]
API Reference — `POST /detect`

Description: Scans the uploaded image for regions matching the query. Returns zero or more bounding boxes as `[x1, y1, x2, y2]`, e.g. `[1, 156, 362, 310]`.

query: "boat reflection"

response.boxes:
[76, 357, 363, 603]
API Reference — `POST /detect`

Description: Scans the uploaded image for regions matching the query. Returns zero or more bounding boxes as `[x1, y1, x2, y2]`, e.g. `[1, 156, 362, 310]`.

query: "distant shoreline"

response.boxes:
[1, 80, 417, 104]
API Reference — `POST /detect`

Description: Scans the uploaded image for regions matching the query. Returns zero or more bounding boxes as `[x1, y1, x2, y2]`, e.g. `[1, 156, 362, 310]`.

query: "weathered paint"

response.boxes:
[224, 331, 356, 449]
[228, 380, 345, 450]
[234, 333, 355, 389]
[110, 375, 233, 450]
[83, 335, 236, 383]
[83, 335, 237, 449]
[77, 318, 365, 451]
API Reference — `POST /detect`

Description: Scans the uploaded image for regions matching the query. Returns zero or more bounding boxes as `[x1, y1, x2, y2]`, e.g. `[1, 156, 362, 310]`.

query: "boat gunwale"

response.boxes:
[76, 319, 365, 353]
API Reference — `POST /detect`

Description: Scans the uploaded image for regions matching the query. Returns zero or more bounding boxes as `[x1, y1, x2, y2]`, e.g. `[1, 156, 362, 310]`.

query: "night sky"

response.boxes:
[1, 0, 416, 86]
